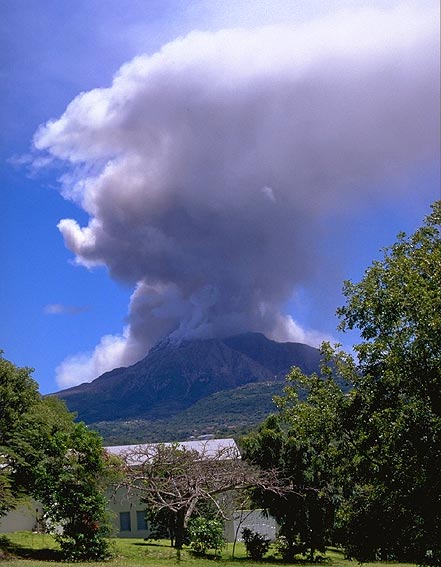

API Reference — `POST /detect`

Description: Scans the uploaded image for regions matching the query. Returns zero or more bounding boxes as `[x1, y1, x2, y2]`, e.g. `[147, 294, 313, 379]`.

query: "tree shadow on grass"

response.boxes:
[0, 534, 63, 562]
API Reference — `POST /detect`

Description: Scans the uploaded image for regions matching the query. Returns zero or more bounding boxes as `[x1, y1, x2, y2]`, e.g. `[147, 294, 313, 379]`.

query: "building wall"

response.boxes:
[0, 494, 278, 545]
[224, 509, 278, 543]
[108, 486, 278, 543]
[0, 500, 43, 533]
[106, 487, 150, 539]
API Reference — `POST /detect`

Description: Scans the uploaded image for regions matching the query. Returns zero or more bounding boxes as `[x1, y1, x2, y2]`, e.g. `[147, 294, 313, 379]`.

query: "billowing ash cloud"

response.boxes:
[34, 3, 439, 388]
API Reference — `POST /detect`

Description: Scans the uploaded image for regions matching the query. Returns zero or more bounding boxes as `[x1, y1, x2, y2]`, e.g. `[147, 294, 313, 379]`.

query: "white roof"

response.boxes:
[105, 438, 240, 465]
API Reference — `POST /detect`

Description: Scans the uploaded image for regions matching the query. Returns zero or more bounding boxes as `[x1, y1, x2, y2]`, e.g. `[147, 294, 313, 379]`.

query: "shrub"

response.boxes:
[274, 534, 305, 562]
[241, 527, 271, 561]
[188, 516, 225, 556]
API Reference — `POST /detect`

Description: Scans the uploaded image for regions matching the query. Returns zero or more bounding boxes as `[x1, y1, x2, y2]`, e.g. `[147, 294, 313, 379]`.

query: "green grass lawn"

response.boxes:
[0, 532, 418, 567]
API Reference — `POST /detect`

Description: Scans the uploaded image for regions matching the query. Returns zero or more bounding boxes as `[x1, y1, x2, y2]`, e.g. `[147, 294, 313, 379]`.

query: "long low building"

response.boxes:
[0, 438, 277, 542]
[0, 501, 43, 533]
[106, 437, 240, 538]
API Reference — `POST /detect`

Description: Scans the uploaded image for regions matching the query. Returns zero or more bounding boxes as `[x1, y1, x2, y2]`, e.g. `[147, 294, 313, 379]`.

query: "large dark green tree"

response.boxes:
[244, 201, 441, 565]
[0, 354, 40, 515]
[0, 353, 113, 561]
[243, 366, 347, 561]
[333, 201, 441, 564]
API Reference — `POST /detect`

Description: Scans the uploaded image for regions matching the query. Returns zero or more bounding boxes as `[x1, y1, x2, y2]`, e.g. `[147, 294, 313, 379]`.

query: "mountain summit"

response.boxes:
[55, 333, 321, 424]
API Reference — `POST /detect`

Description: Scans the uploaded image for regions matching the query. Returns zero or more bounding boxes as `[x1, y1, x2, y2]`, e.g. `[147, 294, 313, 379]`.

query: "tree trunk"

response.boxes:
[168, 513, 176, 548]
[174, 509, 185, 551]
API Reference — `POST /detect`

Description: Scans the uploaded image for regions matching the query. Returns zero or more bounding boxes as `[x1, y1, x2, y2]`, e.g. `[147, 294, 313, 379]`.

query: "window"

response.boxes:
[119, 511, 131, 532]
[136, 510, 148, 531]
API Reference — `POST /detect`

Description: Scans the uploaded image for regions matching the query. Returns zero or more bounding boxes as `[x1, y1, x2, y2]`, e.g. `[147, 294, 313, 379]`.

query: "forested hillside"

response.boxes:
[91, 381, 286, 443]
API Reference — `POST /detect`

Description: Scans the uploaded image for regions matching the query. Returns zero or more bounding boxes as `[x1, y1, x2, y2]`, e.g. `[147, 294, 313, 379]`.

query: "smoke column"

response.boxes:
[33, 3, 440, 387]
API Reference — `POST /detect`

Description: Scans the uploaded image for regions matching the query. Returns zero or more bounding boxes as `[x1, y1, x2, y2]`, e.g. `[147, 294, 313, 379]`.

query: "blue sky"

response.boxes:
[1, 0, 439, 394]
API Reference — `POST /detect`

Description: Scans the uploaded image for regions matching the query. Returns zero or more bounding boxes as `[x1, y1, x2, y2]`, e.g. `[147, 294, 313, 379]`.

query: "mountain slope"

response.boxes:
[223, 332, 321, 376]
[91, 381, 287, 444]
[55, 332, 321, 424]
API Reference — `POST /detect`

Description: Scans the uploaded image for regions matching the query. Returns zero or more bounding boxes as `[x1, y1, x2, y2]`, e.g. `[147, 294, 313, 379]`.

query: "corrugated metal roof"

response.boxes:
[105, 438, 240, 465]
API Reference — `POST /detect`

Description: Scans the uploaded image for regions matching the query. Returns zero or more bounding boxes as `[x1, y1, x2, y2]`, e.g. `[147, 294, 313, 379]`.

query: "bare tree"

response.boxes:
[116, 441, 286, 551]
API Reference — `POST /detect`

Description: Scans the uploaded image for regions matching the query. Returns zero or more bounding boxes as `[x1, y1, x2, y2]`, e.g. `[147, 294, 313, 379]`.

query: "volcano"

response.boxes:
[55, 332, 322, 424]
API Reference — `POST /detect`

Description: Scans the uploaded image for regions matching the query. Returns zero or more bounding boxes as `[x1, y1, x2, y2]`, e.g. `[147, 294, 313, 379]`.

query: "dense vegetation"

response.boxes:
[243, 202, 441, 565]
[91, 381, 286, 444]
[0, 356, 113, 561]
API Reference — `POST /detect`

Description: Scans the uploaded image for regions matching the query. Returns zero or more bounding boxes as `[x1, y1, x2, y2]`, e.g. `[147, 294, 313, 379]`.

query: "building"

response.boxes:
[0, 500, 43, 533]
[106, 438, 240, 538]
[0, 438, 277, 542]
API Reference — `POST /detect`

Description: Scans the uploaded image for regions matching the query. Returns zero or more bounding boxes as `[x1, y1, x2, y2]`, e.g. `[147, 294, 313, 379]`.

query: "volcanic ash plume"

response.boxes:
[34, 3, 440, 387]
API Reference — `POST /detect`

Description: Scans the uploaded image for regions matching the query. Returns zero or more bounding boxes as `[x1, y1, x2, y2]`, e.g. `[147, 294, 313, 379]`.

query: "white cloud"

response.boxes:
[269, 314, 335, 348]
[56, 330, 131, 388]
[44, 303, 89, 315]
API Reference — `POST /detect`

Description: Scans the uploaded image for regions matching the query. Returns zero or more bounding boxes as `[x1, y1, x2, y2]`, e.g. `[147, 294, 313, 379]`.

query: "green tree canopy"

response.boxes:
[0, 353, 40, 514]
[243, 367, 347, 561]
[334, 201, 441, 564]
[338, 200, 441, 413]
[244, 201, 441, 565]
[0, 353, 113, 561]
